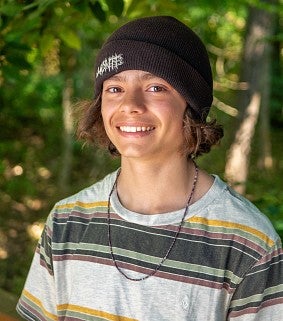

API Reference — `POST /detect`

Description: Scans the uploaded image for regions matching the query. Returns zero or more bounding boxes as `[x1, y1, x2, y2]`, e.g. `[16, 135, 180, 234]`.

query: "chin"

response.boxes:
[119, 150, 147, 159]
[114, 143, 146, 156]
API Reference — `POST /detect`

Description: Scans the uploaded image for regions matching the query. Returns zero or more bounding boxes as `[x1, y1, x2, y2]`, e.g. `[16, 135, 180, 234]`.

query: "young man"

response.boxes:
[17, 16, 283, 321]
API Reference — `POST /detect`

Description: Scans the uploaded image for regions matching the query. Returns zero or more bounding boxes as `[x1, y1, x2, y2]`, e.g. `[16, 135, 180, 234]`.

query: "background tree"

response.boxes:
[224, 0, 279, 194]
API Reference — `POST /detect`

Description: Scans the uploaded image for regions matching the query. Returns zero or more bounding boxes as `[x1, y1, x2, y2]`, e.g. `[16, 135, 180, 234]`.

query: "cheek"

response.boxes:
[101, 106, 106, 119]
[161, 104, 185, 126]
[101, 99, 117, 119]
[164, 106, 186, 138]
[101, 104, 111, 124]
[101, 106, 116, 141]
[100, 110, 112, 139]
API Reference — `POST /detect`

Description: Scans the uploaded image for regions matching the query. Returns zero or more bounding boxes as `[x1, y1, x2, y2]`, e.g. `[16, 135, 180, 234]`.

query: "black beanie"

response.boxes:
[94, 16, 213, 120]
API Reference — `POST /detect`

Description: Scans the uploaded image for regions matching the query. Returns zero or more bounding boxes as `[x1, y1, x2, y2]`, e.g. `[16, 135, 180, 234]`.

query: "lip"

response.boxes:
[115, 121, 156, 127]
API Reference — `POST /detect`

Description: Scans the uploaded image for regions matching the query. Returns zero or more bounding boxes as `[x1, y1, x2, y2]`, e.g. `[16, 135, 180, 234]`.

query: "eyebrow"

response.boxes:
[106, 74, 124, 82]
[140, 72, 159, 80]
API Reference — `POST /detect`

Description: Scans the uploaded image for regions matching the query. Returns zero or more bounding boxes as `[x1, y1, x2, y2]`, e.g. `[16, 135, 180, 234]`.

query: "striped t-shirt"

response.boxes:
[17, 170, 283, 321]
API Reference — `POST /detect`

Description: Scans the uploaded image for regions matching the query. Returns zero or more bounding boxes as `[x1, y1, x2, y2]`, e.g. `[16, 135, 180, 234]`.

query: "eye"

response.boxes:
[147, 85, 166, 92]
[105, 86, 123, 93]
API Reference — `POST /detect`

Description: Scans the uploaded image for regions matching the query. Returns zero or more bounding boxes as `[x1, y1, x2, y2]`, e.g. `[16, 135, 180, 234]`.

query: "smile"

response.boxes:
[119, 126, 155, 133]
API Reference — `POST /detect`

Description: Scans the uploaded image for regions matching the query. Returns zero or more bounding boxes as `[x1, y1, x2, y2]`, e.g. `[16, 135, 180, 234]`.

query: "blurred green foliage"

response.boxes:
[0, 0, 282, 301]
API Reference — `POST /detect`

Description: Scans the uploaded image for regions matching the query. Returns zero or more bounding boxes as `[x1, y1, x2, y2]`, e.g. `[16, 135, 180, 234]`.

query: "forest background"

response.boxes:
[0, 0, 282, 318]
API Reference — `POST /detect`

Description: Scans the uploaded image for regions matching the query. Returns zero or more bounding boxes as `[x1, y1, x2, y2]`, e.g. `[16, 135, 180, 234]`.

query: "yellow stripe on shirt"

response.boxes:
[57, 303, 139, 321]
[188, 216, 275, 247]
[55, 201, 108, 210]
[22, 289, 58, 321]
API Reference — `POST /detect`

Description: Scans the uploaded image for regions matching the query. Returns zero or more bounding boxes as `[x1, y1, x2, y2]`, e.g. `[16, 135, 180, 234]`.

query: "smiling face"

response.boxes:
[101, 70, 187, 162]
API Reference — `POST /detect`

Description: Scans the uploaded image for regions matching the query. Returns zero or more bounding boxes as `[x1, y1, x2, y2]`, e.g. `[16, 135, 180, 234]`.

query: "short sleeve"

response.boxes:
[228, 237, 283, 320]
[17, 211, 58, 321]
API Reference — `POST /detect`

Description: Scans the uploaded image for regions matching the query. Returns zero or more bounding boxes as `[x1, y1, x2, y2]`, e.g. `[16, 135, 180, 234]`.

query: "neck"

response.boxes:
[116, 157, 198, 214]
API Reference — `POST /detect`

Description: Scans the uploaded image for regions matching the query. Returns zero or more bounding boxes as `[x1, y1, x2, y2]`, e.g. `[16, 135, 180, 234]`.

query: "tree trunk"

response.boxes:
[59, 78, 74, 195]
[225, 1, 276, 194]
[225, 93, 261, 193]
[257, 3, 278, 170]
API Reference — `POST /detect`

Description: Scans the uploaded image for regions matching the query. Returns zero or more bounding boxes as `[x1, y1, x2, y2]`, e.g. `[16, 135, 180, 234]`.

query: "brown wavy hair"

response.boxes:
[75, 95, 224, 158]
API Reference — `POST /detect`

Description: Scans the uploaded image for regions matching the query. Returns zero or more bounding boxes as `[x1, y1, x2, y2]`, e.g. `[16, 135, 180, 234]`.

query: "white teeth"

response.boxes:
[119, 126, 154, 133]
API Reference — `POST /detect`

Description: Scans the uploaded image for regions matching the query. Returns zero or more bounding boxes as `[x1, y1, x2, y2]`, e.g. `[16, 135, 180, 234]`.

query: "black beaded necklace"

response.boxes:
[107, 163, 199, 281]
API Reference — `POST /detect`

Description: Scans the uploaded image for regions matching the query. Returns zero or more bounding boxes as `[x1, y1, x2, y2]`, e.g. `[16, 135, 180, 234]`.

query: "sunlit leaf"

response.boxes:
[40, 33, 55, 56]
[58, 29, 81, 50]
[124, 0, 149, 18]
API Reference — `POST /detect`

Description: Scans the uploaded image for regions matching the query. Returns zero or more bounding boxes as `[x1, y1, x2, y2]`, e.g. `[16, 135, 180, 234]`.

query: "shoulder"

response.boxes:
[194, 175, 281, 249]
[42, 170, 118, 241]
[217, 178, 274, 229]
[51, 170, 118, 216]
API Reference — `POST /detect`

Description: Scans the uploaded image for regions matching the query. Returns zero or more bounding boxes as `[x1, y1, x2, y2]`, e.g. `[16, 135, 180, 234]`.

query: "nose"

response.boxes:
[119, 89, 146, 114]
